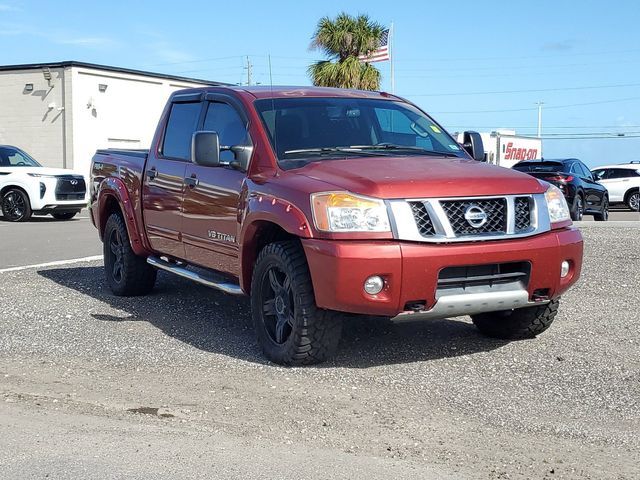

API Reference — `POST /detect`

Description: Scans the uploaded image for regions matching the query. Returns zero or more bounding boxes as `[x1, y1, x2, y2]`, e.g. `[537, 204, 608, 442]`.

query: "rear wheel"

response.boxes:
[52, 211, 78, 221]
[570, 195, 584, 221]
[593, 197, 609, 221]
[251, 240, 342, 365]
[103, 213, 156, 296]
[1, 188, 32, 222]
[471, 299, 560, 339]
[626, 191, 639, 212]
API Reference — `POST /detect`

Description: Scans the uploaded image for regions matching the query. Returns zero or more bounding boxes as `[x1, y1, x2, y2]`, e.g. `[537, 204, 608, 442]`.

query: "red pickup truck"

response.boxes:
[90, 86, 583, 365]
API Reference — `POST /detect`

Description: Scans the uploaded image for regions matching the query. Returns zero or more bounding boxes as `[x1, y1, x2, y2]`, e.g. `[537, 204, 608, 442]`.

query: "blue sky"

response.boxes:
[1, 0, 639, 167]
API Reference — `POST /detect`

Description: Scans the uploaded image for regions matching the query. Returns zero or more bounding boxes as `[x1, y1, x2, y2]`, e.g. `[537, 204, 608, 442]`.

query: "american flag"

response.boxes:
[358, 29, 390, 63]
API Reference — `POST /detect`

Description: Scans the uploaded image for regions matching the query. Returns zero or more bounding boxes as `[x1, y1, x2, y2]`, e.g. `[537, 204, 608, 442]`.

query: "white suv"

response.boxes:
[0, 145, 87, 222]
[591, 163, 640, 212]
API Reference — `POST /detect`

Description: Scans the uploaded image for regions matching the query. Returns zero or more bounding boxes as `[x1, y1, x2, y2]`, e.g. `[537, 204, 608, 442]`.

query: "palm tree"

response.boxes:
[308, 13, 385, 90]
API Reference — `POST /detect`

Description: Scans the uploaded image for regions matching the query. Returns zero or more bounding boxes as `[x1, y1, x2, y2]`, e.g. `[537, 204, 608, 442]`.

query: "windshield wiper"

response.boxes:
[283, 147, 387, 157]
[348, 143, 459, 157]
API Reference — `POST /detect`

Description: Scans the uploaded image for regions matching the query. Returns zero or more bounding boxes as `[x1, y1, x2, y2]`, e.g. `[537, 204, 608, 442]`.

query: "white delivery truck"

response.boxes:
[453, 130, 542, 169]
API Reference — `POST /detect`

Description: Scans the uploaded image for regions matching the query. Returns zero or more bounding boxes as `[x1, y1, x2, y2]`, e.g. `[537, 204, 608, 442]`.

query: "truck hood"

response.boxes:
[0, 167, 85, 177]
[291, 156, 547, 199]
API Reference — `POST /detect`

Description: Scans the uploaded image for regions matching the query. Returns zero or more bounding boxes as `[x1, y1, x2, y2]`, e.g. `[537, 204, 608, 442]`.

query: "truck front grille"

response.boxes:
[55, 176, 86, 201]
[440, 198, 506, 235]
[390, 193, 546, 243]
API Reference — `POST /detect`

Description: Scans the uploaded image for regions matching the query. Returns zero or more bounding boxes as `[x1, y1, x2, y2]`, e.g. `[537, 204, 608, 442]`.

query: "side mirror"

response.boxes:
[462, 131, 485, 162]
[192, 131, 220, 167]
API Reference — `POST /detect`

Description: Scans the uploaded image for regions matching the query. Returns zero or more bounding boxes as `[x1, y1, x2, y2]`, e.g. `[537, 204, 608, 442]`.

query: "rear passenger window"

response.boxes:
[162, 102, 202, 160]
[203, 102, 248, 162]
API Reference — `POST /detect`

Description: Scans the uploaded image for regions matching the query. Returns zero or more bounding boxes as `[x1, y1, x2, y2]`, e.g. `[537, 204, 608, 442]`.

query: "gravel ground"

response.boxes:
[0, 225, 638, 479]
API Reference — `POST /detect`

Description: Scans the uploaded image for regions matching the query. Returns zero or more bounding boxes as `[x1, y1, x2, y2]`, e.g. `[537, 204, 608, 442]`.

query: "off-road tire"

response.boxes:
[570, 194, 584, 221]
[103, 212, 156, 296]
[251, 240, 342, 365]
[471, 299, 560, 340]
[1, 188, 32, 222]
[52, 212, 78, 220]
[593, 197, 609, 221]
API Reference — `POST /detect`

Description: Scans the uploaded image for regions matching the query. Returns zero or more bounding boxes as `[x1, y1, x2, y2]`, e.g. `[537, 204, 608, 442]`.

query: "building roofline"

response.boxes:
[0, 60, 230, 86]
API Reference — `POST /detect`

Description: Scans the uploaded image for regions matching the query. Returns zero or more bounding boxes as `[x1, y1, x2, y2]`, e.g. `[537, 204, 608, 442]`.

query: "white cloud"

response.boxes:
[0, 4, 20, 12]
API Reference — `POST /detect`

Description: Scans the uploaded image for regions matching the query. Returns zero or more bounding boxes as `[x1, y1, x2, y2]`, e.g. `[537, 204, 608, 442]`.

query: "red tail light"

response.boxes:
[545, 175, 573, 183]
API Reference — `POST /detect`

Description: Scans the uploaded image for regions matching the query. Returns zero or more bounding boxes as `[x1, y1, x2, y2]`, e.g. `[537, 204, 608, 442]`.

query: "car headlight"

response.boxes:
[27, 173, 56, 178]
[545, 184, 571, 223]
[311, 192, 391, 232]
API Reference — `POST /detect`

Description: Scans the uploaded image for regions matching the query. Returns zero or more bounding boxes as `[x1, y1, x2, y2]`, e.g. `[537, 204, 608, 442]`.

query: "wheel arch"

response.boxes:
[0, 183, 32, 208]
[240, 220, 300, 294]
[624, 186, 639, 202]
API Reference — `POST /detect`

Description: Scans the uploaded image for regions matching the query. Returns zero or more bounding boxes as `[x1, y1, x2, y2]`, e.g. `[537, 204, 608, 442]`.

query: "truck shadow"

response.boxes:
[39, 266, 509, 368]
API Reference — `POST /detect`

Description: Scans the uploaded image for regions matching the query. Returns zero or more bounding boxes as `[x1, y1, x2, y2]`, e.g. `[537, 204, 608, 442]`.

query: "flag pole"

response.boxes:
[390, 21, 395, 94]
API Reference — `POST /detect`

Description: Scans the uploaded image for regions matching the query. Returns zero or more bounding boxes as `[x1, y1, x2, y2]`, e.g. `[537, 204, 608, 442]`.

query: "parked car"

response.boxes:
[90, 86, 583, 365]
[512, 158, 609, 221]
[0, 145, 87, 222]
[591, 162, 640, 211]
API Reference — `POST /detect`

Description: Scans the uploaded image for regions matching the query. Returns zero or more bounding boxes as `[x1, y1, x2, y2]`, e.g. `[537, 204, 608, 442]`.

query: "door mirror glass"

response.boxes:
[463, 131, 485, 161]
[192, 131, 220, 167]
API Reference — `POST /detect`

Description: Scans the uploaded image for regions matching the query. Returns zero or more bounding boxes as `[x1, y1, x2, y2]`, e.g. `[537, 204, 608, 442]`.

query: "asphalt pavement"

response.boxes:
[0, 216, 638, 479]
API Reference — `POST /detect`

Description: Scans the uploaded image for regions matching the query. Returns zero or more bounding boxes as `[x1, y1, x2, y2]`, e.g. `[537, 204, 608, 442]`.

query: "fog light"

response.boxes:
[364, 275, 384, 295]
[560, 260, 570, 278]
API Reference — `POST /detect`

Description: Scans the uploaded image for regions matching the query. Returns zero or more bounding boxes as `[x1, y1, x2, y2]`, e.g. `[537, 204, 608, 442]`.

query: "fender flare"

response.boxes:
[238, 194, 313, 292]
[97, 177, 151, 256]
[0, 176, 36, 208]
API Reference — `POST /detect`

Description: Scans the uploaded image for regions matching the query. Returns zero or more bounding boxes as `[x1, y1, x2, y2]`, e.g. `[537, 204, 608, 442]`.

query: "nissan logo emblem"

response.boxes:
[464, 205, 488, 228]
[70, 180, 78, 185]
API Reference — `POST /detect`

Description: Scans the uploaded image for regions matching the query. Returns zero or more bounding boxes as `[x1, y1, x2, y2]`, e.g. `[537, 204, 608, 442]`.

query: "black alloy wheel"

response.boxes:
[571, 195, 584, 221]
[108, 227, 125, 285]
[260, 265, 295, 345]
[594, 197, 609, 221]
[1, 189, 32, 222]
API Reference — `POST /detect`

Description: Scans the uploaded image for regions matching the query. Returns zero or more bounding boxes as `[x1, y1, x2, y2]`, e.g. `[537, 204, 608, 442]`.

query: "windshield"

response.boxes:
[0, 146, 42, 167]
[254, 97, 466, 169]
[513, 162, 564, 173]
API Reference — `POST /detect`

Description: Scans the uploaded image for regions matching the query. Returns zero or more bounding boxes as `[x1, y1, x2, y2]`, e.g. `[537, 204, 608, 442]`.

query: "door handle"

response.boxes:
[185, 176, 199, 188]
[146, 168, 158, 180]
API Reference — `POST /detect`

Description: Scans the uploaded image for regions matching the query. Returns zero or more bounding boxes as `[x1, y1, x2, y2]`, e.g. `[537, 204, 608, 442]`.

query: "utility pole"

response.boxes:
[245, 56, 253, 86]
[536, 101, 544, 138]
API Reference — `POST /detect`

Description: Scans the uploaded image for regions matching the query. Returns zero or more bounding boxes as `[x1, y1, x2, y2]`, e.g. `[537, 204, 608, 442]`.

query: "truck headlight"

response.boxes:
[544, 184, 571, 224]
[311, 192, 391, 232]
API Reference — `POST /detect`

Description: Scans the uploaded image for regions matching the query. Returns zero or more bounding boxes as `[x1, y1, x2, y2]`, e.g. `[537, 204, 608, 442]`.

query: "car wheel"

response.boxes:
[103, 212, 157, 296]
[1, 188, 32, 222]
[52, 212, 78, 220]
[594, 197, 609, 221]
[251, 240, 342, 365]
[626, 191, 639, 212]
[471, 299, 560, 339]
[570, 195, 584, 221]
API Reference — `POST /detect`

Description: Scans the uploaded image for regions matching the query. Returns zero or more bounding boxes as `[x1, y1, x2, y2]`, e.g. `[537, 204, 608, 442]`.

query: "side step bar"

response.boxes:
[147, 256, 244, 296]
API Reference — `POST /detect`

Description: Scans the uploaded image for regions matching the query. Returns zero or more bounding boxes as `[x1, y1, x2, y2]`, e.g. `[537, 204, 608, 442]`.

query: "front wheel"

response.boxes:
[626, 191, 639, 212]
[1, 188, 32, 222]
[251, 240, 342, 365]
[471, 299, 560, 339]
[103, 213, 157, 296]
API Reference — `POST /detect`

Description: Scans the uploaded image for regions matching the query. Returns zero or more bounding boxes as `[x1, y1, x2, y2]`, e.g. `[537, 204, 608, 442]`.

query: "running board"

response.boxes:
[147, 256, 244, 296]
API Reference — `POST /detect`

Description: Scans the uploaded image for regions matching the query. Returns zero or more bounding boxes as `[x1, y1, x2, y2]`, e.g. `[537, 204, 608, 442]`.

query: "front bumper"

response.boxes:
[302, 227, 583, 317]
[30, 176, 87, 212]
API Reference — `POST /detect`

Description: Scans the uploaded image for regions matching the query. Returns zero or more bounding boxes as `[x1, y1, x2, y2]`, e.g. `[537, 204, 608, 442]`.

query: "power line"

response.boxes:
[431, 96, 640, 114]
[402, 82, 640, 97]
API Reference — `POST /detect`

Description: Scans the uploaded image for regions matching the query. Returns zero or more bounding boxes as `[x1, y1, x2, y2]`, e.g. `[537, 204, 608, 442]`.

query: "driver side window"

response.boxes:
[7, 149, 28, 166]
[203, 102, 248, 162]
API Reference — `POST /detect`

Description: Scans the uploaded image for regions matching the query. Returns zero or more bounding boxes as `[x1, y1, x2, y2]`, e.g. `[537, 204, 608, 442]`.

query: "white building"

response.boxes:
[0, 61, 225, 176]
